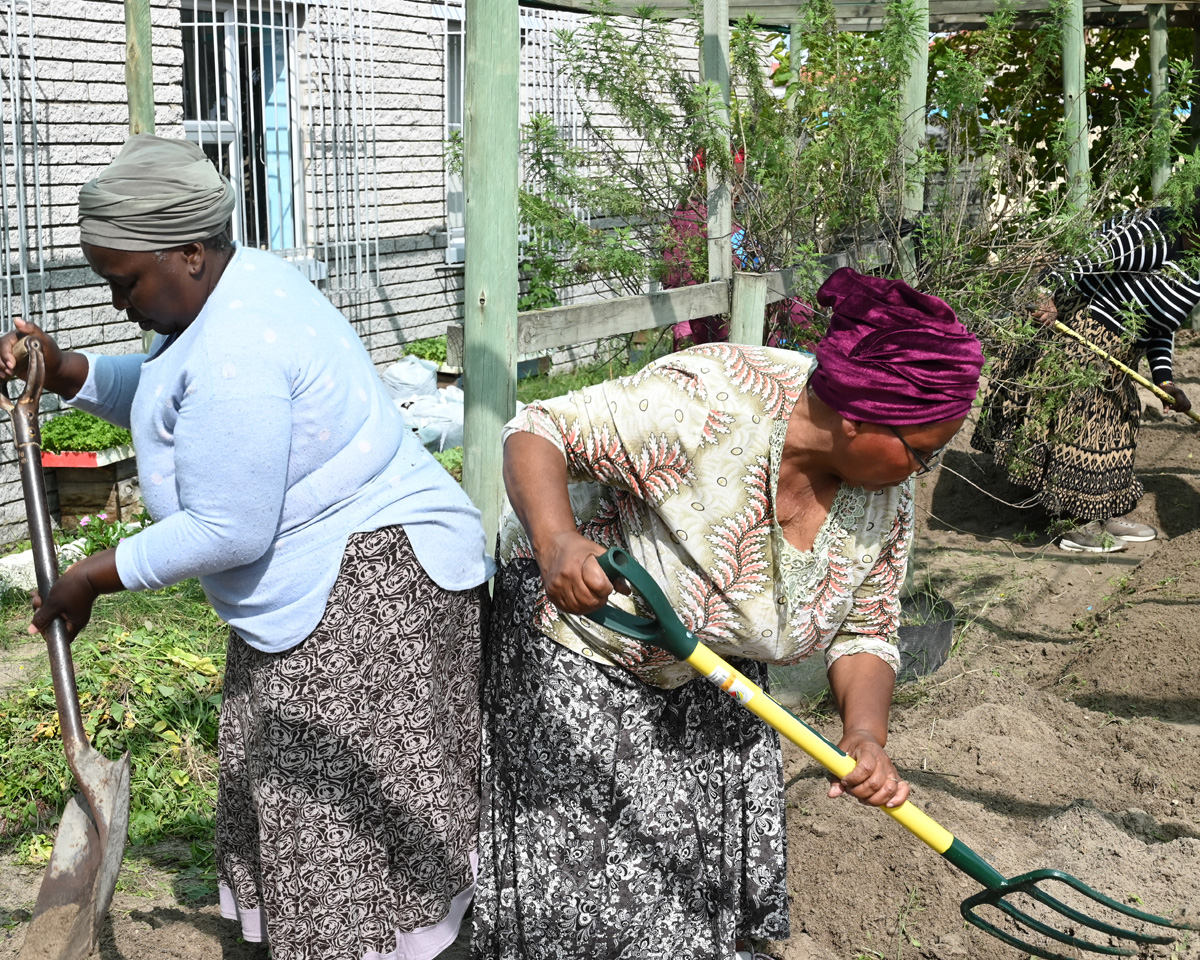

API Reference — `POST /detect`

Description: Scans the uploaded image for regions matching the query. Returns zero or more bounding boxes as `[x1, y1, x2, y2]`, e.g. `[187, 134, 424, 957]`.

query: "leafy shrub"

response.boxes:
[432, 446, 463, 482]
[403, 336, 448, 366]
[40, 410, 132, 454]
[72, 513, 143, 557]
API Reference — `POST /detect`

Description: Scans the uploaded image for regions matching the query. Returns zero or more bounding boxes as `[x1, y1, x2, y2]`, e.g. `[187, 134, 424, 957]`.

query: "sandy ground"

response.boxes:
[765, 341, 1200, 960]
[2, 344, 1200, 960]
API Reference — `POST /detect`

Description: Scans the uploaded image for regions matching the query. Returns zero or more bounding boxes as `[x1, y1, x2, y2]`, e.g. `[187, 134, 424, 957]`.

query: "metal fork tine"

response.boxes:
[961, 904, 1132, 960]
[1022, 883, 1177, 946]
[1022, 869, 1196, 932]
[989, 896, 1139, 955]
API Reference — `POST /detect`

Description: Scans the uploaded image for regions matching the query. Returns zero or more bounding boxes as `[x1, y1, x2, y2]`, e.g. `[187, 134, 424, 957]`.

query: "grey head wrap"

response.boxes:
[78, 135, 237, 251]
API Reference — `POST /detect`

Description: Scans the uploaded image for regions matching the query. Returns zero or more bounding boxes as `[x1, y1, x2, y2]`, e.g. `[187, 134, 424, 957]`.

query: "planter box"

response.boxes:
[41, 445, 142, 526]
[41, 443, 135, 469]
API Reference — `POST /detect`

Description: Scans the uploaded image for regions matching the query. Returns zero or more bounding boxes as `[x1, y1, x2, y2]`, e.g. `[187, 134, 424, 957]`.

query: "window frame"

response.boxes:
[444, 16, 465, 265]
[180, 0, 308, 256]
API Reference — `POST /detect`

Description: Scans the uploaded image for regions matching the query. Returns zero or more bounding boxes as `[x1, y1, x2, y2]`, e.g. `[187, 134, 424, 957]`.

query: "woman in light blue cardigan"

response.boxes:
[0, 135, 491, 960]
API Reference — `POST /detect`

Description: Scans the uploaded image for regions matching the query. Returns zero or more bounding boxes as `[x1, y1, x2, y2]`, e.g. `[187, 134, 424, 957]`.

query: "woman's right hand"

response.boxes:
[1030, 294, 1057, 326]
[0, 318, 64, 384]
[534, 531, 629, 615]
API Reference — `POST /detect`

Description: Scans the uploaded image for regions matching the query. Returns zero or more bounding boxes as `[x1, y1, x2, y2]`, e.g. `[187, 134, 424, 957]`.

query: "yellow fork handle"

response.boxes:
[1052, 319, 1200, 425]
[686, 644, 956, 855]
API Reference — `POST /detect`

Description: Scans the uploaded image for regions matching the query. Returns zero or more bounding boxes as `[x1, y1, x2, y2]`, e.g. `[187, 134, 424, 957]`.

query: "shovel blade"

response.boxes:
[17, 750, 131, 960]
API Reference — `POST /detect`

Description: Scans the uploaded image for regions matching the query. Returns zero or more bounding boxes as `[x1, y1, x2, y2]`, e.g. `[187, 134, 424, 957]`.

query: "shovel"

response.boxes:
[2, 338, 131, 960]
[586, 546, 1196, 960]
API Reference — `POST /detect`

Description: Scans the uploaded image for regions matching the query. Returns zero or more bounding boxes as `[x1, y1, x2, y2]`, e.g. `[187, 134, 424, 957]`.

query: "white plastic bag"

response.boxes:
[399, 391, 464, 452]
[380, 356, 438, 402]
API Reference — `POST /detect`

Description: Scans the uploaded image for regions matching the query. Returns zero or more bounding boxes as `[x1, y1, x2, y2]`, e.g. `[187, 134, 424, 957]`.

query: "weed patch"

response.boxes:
[0, 580, 225, 849]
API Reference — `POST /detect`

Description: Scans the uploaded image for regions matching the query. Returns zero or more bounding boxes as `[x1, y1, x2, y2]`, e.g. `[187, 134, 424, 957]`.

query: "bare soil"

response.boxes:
[768, 339, 1200, 960]
[3, 346, 1200, 960]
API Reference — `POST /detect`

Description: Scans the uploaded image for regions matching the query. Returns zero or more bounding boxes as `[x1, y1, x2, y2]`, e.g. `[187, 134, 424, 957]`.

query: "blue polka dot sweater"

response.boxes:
[71, 245, 492, 653]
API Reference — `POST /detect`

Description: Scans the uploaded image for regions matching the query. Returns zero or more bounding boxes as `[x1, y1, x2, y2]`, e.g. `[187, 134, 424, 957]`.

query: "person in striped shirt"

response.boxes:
[972, 207, 1195, 553]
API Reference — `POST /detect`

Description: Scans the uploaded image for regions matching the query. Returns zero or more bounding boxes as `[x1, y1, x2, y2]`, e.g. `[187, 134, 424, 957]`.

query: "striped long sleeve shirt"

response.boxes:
[1043, 208, 1200, 385]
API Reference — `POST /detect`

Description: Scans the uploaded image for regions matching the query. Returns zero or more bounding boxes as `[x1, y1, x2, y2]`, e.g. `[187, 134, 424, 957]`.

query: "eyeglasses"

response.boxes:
[888, 425, 944, 477]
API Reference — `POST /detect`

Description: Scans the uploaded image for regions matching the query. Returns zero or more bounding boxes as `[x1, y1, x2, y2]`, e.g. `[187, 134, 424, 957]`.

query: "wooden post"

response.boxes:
[897, 0, 930, 280]
[702, 0, 734, 282]
[124, 0, 155, 135]
[1149, 3, 1171, 196]
[729, 272, 767, 346]
[1062, 0, 1090, 211]
[462, 1, 519, 542]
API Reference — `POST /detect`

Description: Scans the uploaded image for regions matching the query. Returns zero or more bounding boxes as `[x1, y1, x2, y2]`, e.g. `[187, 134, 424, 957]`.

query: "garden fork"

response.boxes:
[587, 546, 1196, 960]
[2, 337, 131, 960]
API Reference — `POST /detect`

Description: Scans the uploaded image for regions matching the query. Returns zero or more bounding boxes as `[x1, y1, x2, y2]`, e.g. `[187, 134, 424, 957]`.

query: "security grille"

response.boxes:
[442, 4, 591, 264]
[181, 0, 379, 290]
[0, 0, 45, 333]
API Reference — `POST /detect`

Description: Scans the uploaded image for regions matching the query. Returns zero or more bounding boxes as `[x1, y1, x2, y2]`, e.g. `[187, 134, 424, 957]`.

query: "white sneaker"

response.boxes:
[1102, 517, 1158, 542]
[1059, 521, 1126, 554]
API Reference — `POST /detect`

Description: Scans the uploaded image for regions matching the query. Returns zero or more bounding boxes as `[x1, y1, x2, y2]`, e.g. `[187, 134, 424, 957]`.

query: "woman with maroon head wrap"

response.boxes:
[475, 268, 983, 960]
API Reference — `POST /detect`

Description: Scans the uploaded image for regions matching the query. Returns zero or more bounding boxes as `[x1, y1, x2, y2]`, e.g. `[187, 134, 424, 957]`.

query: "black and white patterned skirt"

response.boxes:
[215, 525, 485, 960]
[971, 305, 1143, 520]
[473, 559, 790, 960]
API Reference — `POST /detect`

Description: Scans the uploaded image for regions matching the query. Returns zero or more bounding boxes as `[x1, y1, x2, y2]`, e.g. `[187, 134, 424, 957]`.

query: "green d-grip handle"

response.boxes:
[587, 547, 698, 660]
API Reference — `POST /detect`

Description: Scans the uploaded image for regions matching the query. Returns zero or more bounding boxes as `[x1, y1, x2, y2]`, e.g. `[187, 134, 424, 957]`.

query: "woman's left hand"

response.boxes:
[827, 729, 910, 809]
[29, 549, 122, 641]
[1160, 382, 1191, 414]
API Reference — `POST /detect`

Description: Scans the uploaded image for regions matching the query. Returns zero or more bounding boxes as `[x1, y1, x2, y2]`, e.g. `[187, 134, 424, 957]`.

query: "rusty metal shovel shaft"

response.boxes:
[2, 339, 130, 960]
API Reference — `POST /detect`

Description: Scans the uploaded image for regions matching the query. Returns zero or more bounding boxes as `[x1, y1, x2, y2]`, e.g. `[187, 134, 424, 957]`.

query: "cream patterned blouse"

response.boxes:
[499, 343, 913, 690]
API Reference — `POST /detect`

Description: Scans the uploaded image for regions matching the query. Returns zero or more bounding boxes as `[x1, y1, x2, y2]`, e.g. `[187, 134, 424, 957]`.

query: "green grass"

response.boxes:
[515, 346, 663, 404]
[0, 580, 225, 853]
[432, 446, 463, 482]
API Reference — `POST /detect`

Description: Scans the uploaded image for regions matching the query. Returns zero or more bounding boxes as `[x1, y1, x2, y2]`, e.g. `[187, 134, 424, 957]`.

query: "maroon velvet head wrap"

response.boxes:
[809, 268, 984, 426]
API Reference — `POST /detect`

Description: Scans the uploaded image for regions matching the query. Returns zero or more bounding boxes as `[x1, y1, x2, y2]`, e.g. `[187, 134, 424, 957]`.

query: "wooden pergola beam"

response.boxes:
[1062, 0, 1091, 211]
[898, 0, 930, 280]
[124, 0, 154, 135]
[702, 0, 735, 284]
[462, 1, 520, 541]
[527, 0, 1200, 31]
[1150, 3, 1171, 196]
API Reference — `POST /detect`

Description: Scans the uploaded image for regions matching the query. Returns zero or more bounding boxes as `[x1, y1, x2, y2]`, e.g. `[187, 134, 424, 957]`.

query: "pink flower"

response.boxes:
[79, 516, 90, 527]
[97, 513, 108, 521]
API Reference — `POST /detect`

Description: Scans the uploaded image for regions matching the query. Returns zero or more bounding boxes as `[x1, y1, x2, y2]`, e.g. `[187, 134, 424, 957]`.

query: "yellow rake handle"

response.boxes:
[684, 641, 956, 854]
[1052, 319, 1200, 425]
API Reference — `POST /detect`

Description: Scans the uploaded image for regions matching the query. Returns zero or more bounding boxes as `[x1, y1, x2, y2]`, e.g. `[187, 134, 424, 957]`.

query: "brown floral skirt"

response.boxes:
[971, 305, 1143, 520]
[215, 525, 485, 960]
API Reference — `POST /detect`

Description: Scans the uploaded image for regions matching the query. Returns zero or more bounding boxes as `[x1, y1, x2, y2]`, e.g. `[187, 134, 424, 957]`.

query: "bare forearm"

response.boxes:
[828, 652, 896, 746]
[45, 351, 90, 401]
[502, 431, 619, 613]
[825, 652, 907, 808]
[502, 432, 576, 552]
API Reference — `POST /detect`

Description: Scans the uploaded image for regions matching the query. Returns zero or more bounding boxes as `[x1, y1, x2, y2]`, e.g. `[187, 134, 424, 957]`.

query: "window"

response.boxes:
[0, 0, 45, 333]
[445, 17, 464, 264]
[441, 6, 590, 266]
[181, 0, 380, 289]
[182, 1, 301, 253]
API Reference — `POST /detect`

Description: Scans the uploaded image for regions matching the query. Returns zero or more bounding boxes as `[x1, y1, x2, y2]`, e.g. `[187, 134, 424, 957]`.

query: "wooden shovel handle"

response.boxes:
[1052, 320, 1200, 425]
